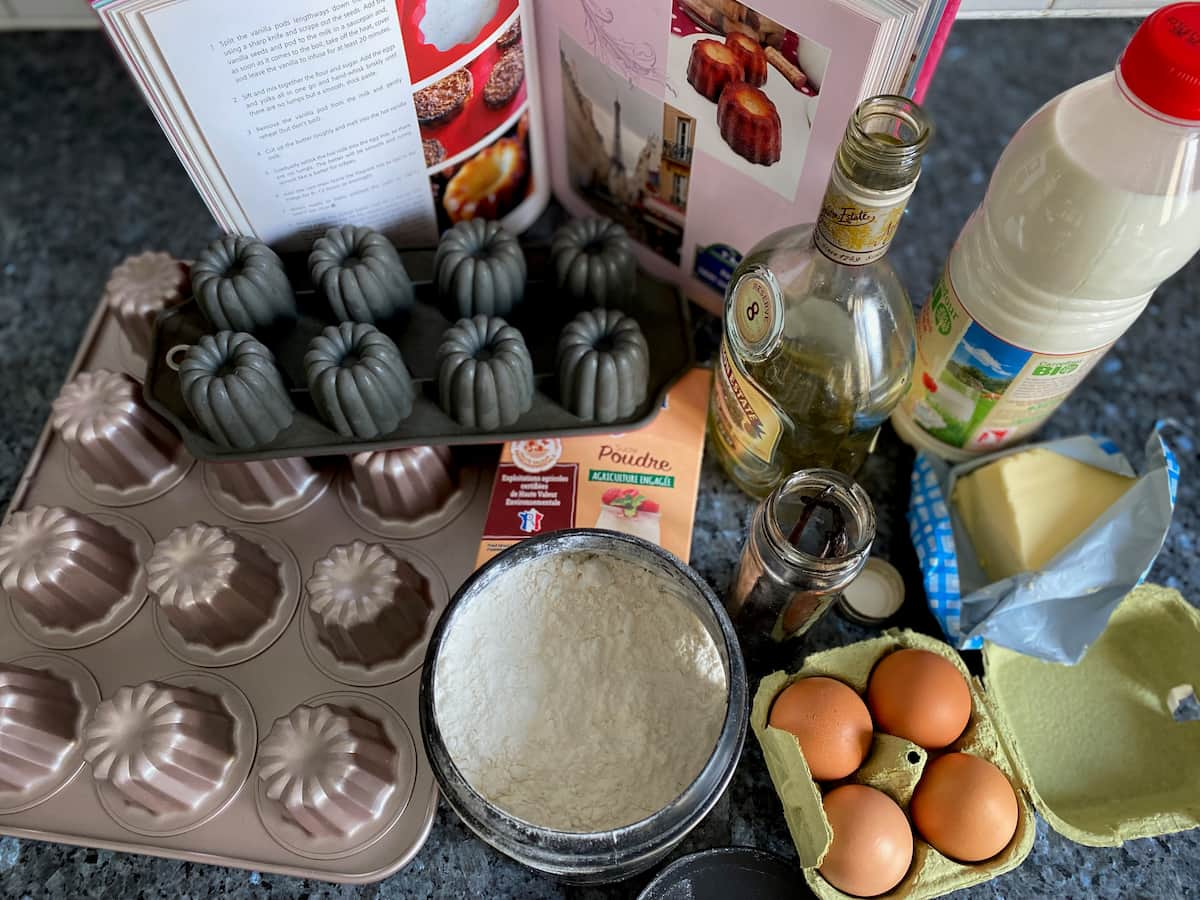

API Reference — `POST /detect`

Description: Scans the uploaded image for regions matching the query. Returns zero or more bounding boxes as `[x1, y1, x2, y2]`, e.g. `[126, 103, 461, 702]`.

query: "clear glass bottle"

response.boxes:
[708, 95, 933, 498]
[726, 469, 876, 665]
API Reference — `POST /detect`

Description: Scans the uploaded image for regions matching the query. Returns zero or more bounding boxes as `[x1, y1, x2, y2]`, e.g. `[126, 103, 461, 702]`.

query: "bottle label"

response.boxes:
[899, 268, 1112, 452]
[711, 339, 782, 464]
[813, 166, 915, 267]
[728, 266, 784, 361]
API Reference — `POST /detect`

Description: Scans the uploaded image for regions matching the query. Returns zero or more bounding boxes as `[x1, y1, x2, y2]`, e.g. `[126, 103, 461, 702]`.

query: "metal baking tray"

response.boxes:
[0, 289, 495, 883]
[144, 246, 694, 462]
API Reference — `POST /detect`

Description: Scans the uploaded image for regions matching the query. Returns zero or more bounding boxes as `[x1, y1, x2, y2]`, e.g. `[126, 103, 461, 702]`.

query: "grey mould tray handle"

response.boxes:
[144, 247, 694, 462]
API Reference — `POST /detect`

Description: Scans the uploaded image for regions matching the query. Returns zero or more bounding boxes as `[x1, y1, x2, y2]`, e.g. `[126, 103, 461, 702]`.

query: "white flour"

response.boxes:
[434, 551, 728, 832]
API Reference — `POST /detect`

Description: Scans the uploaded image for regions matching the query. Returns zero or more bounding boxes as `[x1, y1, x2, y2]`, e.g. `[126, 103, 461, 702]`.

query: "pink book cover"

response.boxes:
[913, 0, 960, 103]
[533, 0, 889, 313]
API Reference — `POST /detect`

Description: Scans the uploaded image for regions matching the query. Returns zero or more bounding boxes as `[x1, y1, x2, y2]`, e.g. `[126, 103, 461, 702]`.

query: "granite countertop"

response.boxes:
[1, 16, 1197, 900]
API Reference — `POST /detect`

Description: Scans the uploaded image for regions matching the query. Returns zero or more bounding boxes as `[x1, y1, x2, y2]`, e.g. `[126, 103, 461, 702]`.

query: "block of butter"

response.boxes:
[952, 447, 1136, 581]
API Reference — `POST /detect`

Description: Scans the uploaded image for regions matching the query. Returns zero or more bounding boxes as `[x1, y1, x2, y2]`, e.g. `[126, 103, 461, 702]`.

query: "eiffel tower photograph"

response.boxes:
[559, 32, 689, 264]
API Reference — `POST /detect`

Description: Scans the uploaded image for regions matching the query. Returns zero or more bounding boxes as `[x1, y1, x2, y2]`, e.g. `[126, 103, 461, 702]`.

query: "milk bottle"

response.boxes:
[893, 4, 1200, 458]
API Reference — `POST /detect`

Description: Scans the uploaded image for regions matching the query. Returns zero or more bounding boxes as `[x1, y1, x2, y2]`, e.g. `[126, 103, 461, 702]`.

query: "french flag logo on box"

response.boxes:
[517, 508, 544, 534]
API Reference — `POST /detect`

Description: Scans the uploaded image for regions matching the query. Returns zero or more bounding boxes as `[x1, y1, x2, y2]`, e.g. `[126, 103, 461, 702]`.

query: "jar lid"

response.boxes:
[638, 847, 799, 900]
[1118, 2, 1200, 121]
[837, 558, 905, 624]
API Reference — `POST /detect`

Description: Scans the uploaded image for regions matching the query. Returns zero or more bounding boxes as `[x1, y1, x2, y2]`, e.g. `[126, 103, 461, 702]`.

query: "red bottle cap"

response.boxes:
[1119, 3, 1200, 121]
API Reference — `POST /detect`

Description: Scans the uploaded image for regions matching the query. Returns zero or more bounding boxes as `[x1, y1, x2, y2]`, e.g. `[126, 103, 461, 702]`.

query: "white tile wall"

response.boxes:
[959, 0, 1053, 14]
[1048, 0, 1159, 12]
[958, 0, 1160, 16]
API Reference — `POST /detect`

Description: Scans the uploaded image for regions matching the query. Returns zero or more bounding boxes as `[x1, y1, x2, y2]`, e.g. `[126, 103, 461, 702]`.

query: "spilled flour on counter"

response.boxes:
[434, 551, 728, 832]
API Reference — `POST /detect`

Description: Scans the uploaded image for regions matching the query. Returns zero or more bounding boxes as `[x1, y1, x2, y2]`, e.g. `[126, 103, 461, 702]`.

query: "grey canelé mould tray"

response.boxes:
[144, 245, 694, 462]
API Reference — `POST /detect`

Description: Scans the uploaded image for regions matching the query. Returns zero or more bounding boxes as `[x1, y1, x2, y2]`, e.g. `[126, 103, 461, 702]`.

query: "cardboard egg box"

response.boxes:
[752, 584, 1200, 899]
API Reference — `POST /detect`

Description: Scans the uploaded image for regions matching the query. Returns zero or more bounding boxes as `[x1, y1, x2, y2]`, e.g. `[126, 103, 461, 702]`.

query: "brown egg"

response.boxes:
[768, 677, 873, 781]
[911, 752, 1019, 862]
[866, 649, 972, 749]
[819, 784, 914, 897]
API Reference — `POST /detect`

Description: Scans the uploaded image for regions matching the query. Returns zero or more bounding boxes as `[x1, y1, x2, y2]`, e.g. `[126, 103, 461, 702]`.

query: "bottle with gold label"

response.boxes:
[708, 95, 933, 498]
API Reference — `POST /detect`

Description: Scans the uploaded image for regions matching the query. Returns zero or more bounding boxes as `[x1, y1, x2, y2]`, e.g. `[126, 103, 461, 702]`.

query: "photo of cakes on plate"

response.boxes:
[666, 0, 827, 197]
[423, 138, 447, 168]
[415, 68, 473, 127]
[429, 115, 532, 228]
[484, 47, 525, 109]
[718, 83, 781, 165]
[417, 14, 530, 170]
[686, 40, 743, 101]
[496, 17, 521, 49]
[725, 32, 768, 86]
[442, 139, 526, 222]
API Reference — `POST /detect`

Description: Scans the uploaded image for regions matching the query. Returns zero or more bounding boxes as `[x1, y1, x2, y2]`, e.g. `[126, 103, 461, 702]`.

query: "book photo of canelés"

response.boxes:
[669, 0, 825, 193]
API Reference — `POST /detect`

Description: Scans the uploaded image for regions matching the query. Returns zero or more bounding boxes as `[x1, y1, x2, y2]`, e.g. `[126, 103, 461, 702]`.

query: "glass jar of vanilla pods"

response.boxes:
[727, 469, 875, 662]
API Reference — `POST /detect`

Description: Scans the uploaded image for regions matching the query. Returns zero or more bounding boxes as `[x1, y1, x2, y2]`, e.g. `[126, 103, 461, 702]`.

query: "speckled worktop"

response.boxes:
[0, 15, 1197, 900]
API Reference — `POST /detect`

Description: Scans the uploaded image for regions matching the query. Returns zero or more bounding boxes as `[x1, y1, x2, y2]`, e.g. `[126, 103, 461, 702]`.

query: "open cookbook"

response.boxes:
[92, 0, 956, 312]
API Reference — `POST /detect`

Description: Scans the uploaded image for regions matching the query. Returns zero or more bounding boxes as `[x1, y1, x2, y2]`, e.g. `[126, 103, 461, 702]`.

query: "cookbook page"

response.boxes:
[97, 0, 548, 250]
[534, 0, 880, 312]
[97, 0, 248, 230]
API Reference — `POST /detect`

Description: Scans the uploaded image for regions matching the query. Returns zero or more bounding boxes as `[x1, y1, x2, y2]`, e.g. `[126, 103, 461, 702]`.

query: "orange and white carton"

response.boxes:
[476, 368, 713, 566]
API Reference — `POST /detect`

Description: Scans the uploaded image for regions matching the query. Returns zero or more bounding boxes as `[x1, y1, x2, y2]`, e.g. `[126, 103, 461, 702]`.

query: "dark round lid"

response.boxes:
[637, 847, 800, 900]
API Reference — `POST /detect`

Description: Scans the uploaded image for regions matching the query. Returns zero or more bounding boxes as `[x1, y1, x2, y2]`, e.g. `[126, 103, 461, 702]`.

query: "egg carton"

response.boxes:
[0, 272, 493, 883]
[751, 631, 1036, 900]
[752, 585, 1200, 899]
[143, 243, 695, 462]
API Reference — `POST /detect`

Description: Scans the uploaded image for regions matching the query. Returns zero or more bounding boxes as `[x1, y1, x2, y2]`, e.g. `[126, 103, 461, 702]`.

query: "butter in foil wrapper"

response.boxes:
[908, 425, 1180, 663]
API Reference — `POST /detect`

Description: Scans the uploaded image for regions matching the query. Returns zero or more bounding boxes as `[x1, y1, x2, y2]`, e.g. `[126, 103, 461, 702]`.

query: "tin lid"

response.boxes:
[638, 847, 800, 900]
[838, 558, 905, 624]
